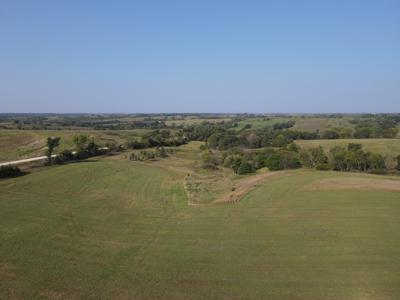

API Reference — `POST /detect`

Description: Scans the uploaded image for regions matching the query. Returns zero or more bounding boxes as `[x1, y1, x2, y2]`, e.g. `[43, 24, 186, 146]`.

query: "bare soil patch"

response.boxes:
[305, 177, 400, 192]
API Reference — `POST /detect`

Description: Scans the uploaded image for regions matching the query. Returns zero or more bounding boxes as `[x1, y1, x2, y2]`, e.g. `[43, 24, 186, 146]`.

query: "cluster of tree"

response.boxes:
[127, 130, 187, 149]
[205, 128, 318, 150]
[183, 118, 399, 152]
[350, 115, 400, 138]
[47, 135, 108, 165]
[202, 146, 302, 174]
[129, 147, 171, 161]
[182, 121, 236, 141]
[325, 144, 387, 173]
[201, 142, 398, 175]
[178, 121, 323, 151]
[0, 165, 22, 179]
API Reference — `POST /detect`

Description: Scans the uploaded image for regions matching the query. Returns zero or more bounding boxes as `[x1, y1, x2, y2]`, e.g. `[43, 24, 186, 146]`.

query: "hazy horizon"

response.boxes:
[1, 1, 399, 113]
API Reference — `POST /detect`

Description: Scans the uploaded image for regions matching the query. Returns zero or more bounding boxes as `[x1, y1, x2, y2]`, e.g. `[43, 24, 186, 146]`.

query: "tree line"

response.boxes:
[201, 143, 400, 175]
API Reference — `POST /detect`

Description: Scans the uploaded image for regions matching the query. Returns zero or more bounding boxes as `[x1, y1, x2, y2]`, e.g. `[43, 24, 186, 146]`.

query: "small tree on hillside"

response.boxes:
[46, 137, 61, 165]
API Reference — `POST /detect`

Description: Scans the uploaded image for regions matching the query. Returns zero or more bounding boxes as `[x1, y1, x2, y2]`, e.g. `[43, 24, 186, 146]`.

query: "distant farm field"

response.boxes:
[292, 117, 353, 132]
[0, 129, 147, 162]
[1, 156, 400, 299]
[296, 138, 400, 156]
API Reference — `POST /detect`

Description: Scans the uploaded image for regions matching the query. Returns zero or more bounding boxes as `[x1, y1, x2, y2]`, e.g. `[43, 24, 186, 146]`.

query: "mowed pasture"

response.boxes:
[0, 129, 148, 163]
[1, 156, 400, 299]
[296, 138, 400, 157]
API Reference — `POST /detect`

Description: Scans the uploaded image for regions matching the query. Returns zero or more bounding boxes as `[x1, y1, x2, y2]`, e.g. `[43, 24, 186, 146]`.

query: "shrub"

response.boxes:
[224, 154, 243, 173]
[201, 150, 220, 170]
[0, 165, 22, 178]
[237, 161, 255, 174]
[74, 150, 90, 160]
[54, 150, 74, 164]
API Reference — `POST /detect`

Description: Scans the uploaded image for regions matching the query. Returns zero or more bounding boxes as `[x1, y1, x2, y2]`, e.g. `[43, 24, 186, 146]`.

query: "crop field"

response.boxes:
[0, 129, 148, 163]
[296, 138, 400, 157]
[1, 151, 400, 299]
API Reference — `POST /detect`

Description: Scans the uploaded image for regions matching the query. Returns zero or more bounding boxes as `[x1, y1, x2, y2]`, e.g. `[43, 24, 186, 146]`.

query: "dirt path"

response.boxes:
[214, 171, 287, 204]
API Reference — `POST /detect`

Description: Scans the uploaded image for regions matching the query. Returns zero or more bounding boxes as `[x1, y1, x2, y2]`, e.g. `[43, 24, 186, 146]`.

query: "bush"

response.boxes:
[224, 154, 243, 173]
[0, 165, 22, 178]
[201, 150, 220, 170]
[237, 161, 255, 174]
[74, 150, 90, 160]
[155, 147, 169, 158]
[54, 150, 74, 164]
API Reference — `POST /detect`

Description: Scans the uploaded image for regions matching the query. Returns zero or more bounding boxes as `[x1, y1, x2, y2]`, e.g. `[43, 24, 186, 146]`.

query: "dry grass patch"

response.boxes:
[305, 177, 400, 192]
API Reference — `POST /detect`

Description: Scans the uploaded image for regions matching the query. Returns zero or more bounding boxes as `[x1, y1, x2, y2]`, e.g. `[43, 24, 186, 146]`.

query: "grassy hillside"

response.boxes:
[1, 156, 400, 299]
[0, 129, 148, 162]
[296, 138, 400, 156]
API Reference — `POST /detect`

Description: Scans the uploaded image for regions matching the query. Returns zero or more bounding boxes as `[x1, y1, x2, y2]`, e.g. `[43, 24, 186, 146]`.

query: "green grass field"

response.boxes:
[296, 138, 400, 157]
[0, 129, 148, 163]
[1, 154, 400, 299]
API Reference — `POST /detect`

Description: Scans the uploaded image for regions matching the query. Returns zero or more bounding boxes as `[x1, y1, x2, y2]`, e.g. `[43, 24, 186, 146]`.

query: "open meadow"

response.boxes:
[1, 145, 400, 299]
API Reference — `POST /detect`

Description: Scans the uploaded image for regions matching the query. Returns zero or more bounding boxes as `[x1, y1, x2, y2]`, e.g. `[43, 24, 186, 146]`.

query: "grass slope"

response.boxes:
[1, 159, 400, 299]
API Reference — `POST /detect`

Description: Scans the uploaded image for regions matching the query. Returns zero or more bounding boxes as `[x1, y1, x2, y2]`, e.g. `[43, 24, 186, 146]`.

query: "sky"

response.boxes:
[0, 0, 399, 113]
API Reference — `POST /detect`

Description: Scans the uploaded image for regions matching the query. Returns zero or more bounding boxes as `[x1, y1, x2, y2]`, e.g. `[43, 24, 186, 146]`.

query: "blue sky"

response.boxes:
[0, 0, 399, 113]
